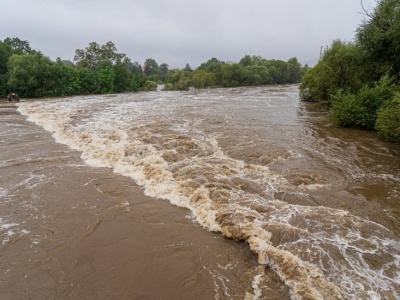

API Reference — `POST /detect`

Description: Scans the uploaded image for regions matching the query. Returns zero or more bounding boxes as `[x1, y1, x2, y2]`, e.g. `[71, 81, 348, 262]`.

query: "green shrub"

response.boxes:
[376, 94, 400, 143]
[162, 83, 173, 91]
[141, 80, 157, 91]
[331, 76, 394, 129]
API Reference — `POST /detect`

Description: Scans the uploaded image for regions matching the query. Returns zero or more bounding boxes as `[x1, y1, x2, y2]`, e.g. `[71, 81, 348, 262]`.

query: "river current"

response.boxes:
[1, 85, 399, 299]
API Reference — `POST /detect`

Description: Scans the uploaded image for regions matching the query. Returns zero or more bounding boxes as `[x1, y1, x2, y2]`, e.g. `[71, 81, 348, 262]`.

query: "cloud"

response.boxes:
[0, 0, 376, 68]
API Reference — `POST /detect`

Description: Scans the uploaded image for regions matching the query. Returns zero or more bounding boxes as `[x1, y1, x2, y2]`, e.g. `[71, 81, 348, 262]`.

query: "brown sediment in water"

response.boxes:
[4, 85, 400, 299]
[0, 101, 291, 299]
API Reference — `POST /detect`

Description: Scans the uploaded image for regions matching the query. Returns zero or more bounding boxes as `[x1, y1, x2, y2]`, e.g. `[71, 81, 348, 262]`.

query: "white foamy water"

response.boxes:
[17, 86, 400, 299]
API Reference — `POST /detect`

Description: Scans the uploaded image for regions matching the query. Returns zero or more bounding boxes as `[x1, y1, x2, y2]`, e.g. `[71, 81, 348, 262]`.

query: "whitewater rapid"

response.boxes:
[16, 85, 400, 299]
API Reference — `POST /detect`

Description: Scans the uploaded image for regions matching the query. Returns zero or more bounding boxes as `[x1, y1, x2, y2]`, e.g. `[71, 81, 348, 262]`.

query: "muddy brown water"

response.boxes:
[0, 85, 399, 299]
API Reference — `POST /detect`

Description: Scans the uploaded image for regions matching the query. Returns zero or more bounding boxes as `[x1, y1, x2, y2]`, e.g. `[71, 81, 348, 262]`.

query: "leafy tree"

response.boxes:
[127, 61, 143, 75]
[299, 62, 332, 101]
[198, 58, 224, 73]
[3, 37, 33, 55]
[357, 0, 400, 81]
[299, 0, 400, 143]
[184, 63, 193, 72]
[287, 57, 302, 83]
[48, 59, 80, 96]
[0, 42, 11, 95]
[130, 74, 146, 92]
[7, 52, 54, 97]
[0, 42, 11, 74]
[239, 55, 252, 67]
[164, 69, 191, 90]
[299, 40, 364, 102]
[245, 65, 270, 85]
[77, 67, 98, 94]
[143, 58, 158, 76]
[0, 37, 34, 96]
[160, 63, 169, 75]
[74, 41, 129, 69]
[267, 60, 290, 83]
[220, 63, 246, 87]
[191, 70, 215, 88]
[97, 64, 115, 94]
[113, 61, 132, 93]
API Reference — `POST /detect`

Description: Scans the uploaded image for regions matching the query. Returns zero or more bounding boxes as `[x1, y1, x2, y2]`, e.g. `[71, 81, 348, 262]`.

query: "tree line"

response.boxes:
[0, 38, 169, 97]
[299, 0, 400, 144]
[0, 37, 307, 99]
[163, 56, 307, 91]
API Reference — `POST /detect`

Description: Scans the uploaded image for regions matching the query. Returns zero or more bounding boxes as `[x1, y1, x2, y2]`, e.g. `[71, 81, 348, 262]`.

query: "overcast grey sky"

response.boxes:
[1, 0, 376, 68]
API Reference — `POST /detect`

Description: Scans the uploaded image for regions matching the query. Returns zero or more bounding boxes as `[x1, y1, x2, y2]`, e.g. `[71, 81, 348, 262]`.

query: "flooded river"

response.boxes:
[1, 85, 399, 299]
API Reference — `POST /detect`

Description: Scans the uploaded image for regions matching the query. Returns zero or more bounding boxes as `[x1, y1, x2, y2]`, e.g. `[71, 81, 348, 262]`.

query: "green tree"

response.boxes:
[298, 0, 400, 143]
[97, 64, 115, 94]
[0, 41, 12, 96]
[267, 60, 290, 84]
[245, 65, 270, 85]
[184, 63, 193, 72]
[160, 63, 169, 75]
[198, 58, 223, 73]
[287, 57, 302, 83]
[191, 70, 215, 88]
[77, 67, 98, 94]
[3, 37, 33, 55]
[143, 58, 158, 76]
[164, 69, 191, 90]
[113, 61, 132, 93]
[239, 55, 252, 67]
[48, 59, 80, 96]
[130, 73, 146, 92]
[299, 62, 332, 101]
[7, 52, 54, 97]
[357, 0, 400, 81]
[158, 63, 169, 82]
[0, 37, 34, 96]
[127, 61, 143, 75]
[299, 40, 364, 102]
[74, 41, 129, 69]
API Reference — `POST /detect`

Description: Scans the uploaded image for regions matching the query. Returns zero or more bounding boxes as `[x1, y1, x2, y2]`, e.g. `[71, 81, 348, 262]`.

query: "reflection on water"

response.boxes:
[1, 85, 399, 299]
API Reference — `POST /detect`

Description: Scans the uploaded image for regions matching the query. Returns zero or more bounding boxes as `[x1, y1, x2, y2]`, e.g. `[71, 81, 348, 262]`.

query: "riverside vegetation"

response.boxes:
[300, 0, 400, 144]
[0, 39, 307, 98]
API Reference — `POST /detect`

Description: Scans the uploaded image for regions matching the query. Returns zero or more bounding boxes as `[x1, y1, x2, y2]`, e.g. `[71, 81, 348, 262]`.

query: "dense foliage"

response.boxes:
[0, 39, 161, 97]
[164, 56, 307, 91]
[299, 0, 400, 143]
[1, 36, 306, 98]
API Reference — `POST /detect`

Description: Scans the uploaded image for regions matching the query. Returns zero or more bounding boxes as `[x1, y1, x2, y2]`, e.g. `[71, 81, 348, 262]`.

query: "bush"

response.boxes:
[299, 66, 326, 101]
[162, 83, 173, 91]
[141, 80, 157, 91]
[299, 41, 364, 102]
[330, 75, 394, 129]
[376, 94, 400, 143]
[172, 78, 190, 90]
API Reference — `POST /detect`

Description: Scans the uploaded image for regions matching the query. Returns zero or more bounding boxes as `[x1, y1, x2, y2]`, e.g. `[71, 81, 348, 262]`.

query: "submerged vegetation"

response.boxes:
[300, 0, 400, 143]
[0, 37, 308, 99]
